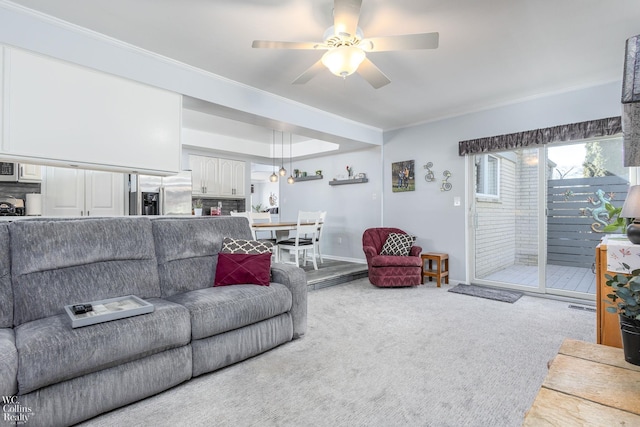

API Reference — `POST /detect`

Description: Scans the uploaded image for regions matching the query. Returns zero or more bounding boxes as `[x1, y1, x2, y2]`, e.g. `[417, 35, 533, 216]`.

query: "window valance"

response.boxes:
[458, 116, 622, 156]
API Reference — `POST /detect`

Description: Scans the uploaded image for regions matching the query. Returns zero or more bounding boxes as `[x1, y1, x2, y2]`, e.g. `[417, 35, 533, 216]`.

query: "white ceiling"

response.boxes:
[8, 0, 640, 148]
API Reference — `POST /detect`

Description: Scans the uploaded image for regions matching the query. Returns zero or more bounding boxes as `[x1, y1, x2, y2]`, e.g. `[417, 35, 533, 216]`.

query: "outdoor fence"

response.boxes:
[547, 175, 629, 268]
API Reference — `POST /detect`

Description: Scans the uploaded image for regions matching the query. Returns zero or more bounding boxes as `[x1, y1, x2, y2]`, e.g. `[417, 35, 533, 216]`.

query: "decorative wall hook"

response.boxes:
[423, 162, 435, 182]
[441, 170, 452, 191]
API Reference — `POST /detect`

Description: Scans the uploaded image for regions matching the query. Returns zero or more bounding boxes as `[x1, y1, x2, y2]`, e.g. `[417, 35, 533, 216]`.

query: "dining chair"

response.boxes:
[277, 211, 321, 270]
[229, 211, 256, 239]
[315, 211, 327, 264]
[248, 211, 279, 262]
[249, 211, 276, 240]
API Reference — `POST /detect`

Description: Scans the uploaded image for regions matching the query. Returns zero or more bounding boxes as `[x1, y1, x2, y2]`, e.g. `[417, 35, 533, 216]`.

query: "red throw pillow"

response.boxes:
[214, 252, 271, 287]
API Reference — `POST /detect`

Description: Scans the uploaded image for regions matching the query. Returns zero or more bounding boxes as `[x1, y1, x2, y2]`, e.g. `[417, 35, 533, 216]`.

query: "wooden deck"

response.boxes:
[481, 263, 596, 295]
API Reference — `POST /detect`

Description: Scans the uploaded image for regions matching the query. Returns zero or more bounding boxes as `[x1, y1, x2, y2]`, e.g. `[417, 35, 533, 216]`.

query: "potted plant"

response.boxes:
[605, 266, 640, 365]
[193, 199, 203, 216]
[602, 202, 626, 233]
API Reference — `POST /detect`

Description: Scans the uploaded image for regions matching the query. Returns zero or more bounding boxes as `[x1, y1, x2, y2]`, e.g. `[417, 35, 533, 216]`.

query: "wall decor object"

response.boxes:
[346, 165, 353, 178]
[423, 162, 435, 182]
[392, 160, 415, 192]
[294, 174, 323, 182]
[622, 34, 640, 166]
[329, 177, 368, 186]
[440, 170, 452, 191]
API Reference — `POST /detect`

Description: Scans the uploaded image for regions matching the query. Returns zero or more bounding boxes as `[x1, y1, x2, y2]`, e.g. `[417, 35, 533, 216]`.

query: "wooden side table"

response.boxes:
[421, 252, 449, 286]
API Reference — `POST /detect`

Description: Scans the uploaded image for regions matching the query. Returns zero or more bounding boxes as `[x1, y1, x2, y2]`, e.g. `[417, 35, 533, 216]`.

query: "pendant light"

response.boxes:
[287, 133, 295, 184]
[269, 130, 278, 182]
[279, 131, 287, 176]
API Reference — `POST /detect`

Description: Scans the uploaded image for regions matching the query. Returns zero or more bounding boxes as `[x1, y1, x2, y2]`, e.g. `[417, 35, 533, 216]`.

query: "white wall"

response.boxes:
[279, 146, 382, 262]
[383, 81, 624, 283]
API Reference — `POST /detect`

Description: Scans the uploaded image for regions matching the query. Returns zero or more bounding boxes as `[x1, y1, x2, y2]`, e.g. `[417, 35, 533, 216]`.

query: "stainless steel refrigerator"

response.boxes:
[129, 171, 193, 215]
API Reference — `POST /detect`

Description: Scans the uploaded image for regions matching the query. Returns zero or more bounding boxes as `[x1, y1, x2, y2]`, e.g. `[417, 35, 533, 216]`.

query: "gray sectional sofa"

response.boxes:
[0, 216, 307, 427]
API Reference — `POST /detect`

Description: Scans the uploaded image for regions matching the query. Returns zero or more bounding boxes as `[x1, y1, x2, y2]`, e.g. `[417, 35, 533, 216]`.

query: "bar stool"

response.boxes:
[421, 252, 449, 287]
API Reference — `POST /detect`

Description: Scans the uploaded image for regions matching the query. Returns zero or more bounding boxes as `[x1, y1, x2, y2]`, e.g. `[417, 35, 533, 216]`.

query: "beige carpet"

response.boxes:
[79, 279, 595, 427]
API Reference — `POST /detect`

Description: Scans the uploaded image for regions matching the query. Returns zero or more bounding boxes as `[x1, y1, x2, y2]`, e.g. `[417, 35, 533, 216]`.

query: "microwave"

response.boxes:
[0, 162, 18, 182]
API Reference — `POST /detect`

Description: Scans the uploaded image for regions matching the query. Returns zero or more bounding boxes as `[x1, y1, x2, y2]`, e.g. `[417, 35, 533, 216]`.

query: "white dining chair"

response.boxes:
[249, 211, 276, 240]
[277, 211, 321, 270]
[315, 211, 327, 264]
[248, 211, 279, 261]
[230, 211, 256, 239]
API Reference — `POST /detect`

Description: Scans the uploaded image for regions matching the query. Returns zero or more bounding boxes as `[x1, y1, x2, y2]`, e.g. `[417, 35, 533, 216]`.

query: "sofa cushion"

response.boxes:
[10, 217, 161, 325]
[214, 253, 272, 287]
[0, 328, 17, 396]
[15, 298, 190, 395]
[0, 224, 12, 328]
[151, 217, 253, 297]
[19, 346, 192, 427]
[380, 232, 416, 256]
[166, 283, 292, 340]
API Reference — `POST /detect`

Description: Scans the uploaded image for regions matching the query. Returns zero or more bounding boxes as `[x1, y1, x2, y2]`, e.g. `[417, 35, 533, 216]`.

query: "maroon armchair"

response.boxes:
[362, 227, 423, 287]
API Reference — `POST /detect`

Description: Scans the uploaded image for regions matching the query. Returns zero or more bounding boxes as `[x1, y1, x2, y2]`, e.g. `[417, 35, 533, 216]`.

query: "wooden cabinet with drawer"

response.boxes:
[595, 242, 622, 348]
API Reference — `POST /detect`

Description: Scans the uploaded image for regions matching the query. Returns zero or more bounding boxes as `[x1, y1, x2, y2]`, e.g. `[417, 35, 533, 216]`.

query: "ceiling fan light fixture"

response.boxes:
[321, 46, 366, 78]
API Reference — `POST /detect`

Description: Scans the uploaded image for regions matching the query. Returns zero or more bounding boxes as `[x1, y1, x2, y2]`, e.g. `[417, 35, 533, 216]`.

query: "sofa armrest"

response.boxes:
[410, 246, 422, 257]
[270, 263, 307, 339]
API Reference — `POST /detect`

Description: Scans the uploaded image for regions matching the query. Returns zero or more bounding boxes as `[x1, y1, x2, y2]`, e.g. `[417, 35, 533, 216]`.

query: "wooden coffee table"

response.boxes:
[523, 339, 640, 425]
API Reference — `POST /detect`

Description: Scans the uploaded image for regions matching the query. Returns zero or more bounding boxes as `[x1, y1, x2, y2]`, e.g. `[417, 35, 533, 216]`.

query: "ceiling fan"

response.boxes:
[251, 0, 439, 89]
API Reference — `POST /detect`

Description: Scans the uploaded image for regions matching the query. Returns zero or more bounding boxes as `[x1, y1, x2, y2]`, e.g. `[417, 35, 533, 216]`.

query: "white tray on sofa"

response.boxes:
[64, 295, 154, 328]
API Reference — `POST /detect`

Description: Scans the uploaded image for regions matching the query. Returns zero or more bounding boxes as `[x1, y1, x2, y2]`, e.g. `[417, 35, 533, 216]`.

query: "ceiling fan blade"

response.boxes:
[252, 40, 327, 50]
[292, 59, 326, 85]
[333, 0, 362, 38]
[359, 32, 439, 52]
[357, 57, 390, 89]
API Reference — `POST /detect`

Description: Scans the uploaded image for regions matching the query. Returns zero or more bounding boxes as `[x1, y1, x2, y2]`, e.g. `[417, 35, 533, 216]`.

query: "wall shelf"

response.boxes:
[329, 178, 369, 186]
[294, 174, 323, 182]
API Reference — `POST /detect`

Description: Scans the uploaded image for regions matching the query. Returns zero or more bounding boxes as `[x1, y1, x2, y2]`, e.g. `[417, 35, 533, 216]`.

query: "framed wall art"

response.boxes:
[392, 160, 415, 192]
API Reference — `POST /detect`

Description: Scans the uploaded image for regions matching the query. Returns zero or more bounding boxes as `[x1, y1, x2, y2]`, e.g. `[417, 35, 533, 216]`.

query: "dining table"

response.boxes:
[251, 221, 298, 240]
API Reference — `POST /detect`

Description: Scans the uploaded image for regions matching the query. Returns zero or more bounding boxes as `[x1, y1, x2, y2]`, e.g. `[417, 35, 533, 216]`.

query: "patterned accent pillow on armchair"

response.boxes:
[380, 233, 416, 256]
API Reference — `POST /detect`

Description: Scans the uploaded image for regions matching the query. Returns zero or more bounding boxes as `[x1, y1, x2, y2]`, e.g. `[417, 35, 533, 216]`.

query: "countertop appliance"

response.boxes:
[0, 196, 25, 216]
[0, 162, 18, 182]
[129, 171, 192, 216]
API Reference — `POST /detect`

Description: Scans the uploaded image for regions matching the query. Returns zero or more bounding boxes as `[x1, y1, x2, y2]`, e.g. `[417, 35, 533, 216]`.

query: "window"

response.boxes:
[475, 154, 499, 197]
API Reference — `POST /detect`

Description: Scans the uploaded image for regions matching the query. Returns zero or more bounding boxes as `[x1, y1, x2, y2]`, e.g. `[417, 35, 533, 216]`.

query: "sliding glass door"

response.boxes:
[470, 137, 630, 300]
[472, 148, 542, 292]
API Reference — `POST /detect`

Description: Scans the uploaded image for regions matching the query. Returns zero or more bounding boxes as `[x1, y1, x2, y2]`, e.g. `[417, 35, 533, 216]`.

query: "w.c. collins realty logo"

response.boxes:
[2, 396, 34, 425]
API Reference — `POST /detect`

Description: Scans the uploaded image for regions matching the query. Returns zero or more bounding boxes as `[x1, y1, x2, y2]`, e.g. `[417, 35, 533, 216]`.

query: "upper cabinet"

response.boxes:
[18, 163, 42, 182]
[189, 154, 245, 198]
[1, 46, 181, 174]
[190, 155, 219, 196]
[219, 158, 245, 197]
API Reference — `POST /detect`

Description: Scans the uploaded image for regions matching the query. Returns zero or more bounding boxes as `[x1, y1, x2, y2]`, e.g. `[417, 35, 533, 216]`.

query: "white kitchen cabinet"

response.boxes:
[18, 163, 42, 182]
[219, 158, 245, 197]
[189, 155, 219, 196]
[43, 167, 125, 217]
[190, 155, 245, 197]
[2, 46, 181, 174]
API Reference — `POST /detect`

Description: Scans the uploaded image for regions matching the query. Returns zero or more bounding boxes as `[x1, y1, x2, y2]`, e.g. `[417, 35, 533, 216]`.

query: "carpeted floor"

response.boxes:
[79, 279, 595, 427]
